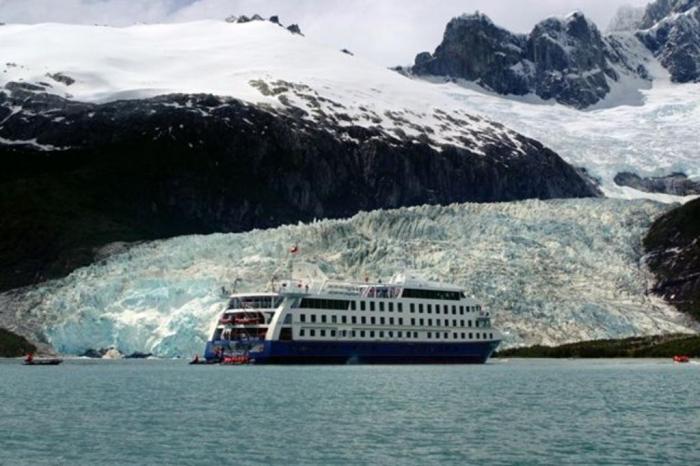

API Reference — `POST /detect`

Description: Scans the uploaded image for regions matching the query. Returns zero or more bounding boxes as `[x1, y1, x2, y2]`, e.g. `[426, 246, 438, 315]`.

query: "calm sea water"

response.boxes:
[1, 358, 698, 466]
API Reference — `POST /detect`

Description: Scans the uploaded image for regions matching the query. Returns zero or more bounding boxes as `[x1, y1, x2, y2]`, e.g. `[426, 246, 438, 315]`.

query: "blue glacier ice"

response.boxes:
[0, 198, 696, 357]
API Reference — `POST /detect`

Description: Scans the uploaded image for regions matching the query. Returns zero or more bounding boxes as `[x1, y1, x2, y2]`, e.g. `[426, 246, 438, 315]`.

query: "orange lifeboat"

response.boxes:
[221, 354, 250, 365]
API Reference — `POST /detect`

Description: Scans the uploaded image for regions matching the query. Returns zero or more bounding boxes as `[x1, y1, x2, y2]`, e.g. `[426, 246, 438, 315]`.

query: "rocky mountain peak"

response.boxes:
[408, 2, 700, 108]
[639, 0, 700, 29]
[636, 0, 700, 82]
[411, 10, 635, 108]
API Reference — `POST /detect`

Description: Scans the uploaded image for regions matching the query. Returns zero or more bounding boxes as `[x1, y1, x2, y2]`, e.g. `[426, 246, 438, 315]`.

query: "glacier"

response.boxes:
[0, 198, 696, 357]
[434, 49, 700, 202]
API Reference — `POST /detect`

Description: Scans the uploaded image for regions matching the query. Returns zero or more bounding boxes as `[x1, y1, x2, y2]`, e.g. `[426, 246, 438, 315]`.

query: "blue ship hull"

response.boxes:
[204, 339, 500, 364]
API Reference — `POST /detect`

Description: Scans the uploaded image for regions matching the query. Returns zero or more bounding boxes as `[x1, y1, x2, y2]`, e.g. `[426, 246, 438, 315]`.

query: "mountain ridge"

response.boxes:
[407, 1, 700, 108]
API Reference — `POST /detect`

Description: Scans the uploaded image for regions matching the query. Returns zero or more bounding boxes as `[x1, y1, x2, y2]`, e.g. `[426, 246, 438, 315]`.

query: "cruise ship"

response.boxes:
[204, 273, 501, 364]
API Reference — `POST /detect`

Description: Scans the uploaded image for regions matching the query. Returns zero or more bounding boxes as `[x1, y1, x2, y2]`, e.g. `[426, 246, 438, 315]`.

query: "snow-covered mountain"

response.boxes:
[0, 198, 695, 357]
[0, 18, 563, 154]
[408, 11, 651, 109]
[0, 17, 599, 293]
[637, 0, 700, 83]
[407, 1, 700, 108]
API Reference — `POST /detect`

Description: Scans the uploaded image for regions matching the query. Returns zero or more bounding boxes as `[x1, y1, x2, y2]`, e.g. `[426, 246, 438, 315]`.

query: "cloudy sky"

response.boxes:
[0, 0, 650, 65]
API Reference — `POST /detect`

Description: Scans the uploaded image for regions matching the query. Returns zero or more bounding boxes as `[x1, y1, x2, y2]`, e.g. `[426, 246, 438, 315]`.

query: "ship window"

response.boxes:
[370, 302, 375, 311]
[379, 302, 384, 312]
[352, 316, 357, 324]
[419, 319, 424, 326]
[402, 289, 461, 300]
[351, 301, 356, 310]
[351, 330, 356, 337]
[361, 301, 366, 311]
[411, 318, 416, 326]
[427, 332, 432, 339]
[310, 329, 316, 337]
[469, 333, 473, 339]
[321, 315, 327, 323]
[410, 303, 415, 313]
[427, 304, 432, 314]
[380, 317, 385, 325]
[399, 318, 403, 325]
[280, 328, 293, 341]
[453, 320, 457, 327]
[370, 331, 375, 338]
[389, 318, 394, 325]
[299, 328, 305, 337]
[388, 302, 393, 312]
[444, 305, 449, 314]
[299, 298, 350, 310]
[460, 320, 465, 327]
[468, 320, 472, 328]
[371, 317, 376, 325]
[300, 314, 306, 323]
[444, 332, 449, 339]
[388, 331, 393, 337]
[331, 330, 336, 337]
[379, 331, 384, 338]
[418, 304, 424, 314]
[331, 315, 337, 324]
[413, 332, 418, 338]
[398, 331, 402, 338]
[453, 333, 458, 339]
[361, 316, 366, 324]
[342, 316, 347, 324]
[311, 315, 316, 323]
[460, 306, 464, 315]
[428, 319, 432, 326]
[452, 306, 457, 315]
[398, 303, 403, 312]
[360, 331, 365, 337]
[490, 333, 493, 339]
[284, 314, 292, 324]
[320, 329, 326, 337]
[461, 332, 466, 339]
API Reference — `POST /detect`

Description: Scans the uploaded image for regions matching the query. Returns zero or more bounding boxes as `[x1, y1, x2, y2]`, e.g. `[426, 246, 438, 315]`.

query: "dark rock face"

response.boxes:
[411, 4, 700, 107]
[614, 172, 700, 195]
[644, 198, 700, 320]
[287, 24, 302, 35]
[412, 12, 640, 108]
[0, 86, 598, 292]
[639, 0, 699, 29]
[637, 0, 700, 83]
[0, 327, 37, 357]
[413, 13, 530, 96]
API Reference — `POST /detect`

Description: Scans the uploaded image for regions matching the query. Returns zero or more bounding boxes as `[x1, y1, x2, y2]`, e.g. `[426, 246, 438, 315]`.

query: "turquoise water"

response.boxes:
[1, 359, 699, 465]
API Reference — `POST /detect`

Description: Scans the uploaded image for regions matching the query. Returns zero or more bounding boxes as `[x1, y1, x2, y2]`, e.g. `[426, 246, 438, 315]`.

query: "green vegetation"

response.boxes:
[494, 334, 700, 358]
[0, 328, 36, 357]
